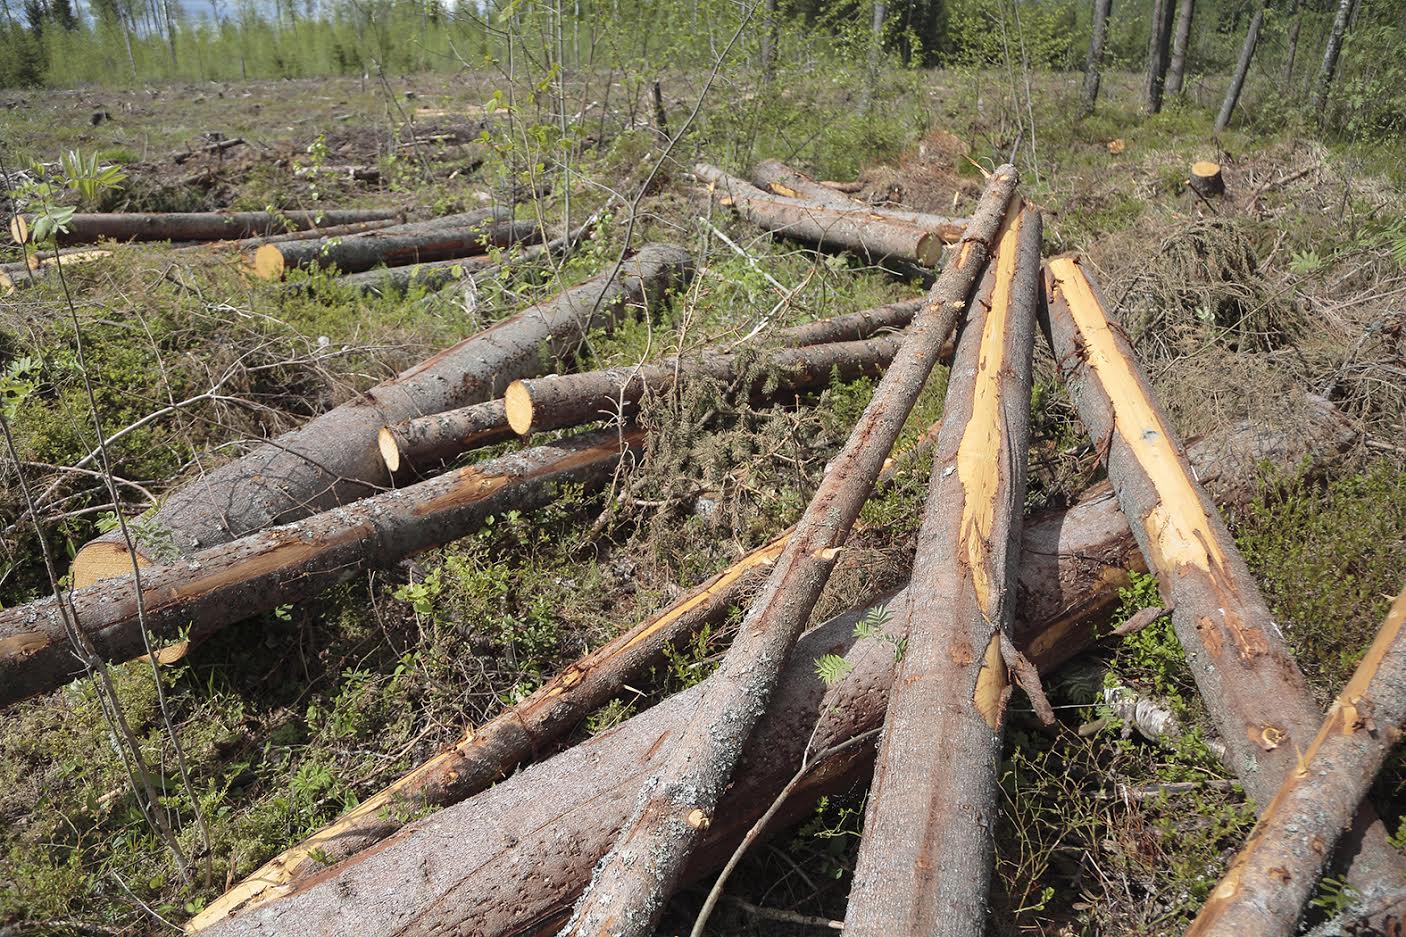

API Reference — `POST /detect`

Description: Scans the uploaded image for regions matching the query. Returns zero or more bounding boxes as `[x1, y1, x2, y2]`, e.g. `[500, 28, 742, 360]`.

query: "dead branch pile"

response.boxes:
[3, 156, 1402, 937]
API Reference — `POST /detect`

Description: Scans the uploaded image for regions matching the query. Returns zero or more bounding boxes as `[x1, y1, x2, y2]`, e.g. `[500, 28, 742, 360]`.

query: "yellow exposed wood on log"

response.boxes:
[972, 633, 1007, 729]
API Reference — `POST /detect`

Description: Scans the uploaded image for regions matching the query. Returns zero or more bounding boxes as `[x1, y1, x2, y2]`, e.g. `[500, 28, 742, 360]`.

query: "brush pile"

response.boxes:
[3, 155, 1403, 937]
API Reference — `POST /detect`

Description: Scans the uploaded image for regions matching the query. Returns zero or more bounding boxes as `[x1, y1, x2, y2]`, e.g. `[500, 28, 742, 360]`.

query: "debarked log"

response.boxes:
[69, 244, 692, 587]
[0, 429, 642, 709]
[185, 393, 1355, 932]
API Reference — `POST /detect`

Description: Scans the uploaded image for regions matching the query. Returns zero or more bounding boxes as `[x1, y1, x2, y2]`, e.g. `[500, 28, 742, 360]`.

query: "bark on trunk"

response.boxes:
[21, 209, 404, 245]
[747, 160, 966, 241]
[506, 335, 902, 435]
[186, 395, 1355, 932]
[1190, 161, 1226, 198]
[557, 167, 1021, 937]
[1187, 588, 1406, 937]
[69, 244, 693, 587]
[0, 249, 111, 292]
[1312, 0, 1354, 119]
[177, 217, 405, 252]
[0, 429, 641, 709]
[694, 164, 961, 267]
[1081, 0, 1114, 114]
[1214, 1, 1266, 133]
[1041, 256, 1406, 900]
[329, 218, 597, 298]
[1145, 0, 1175, 112]
[170, 137, 245, 164]
[760, 0, 777, 81]
[381, 298, 924, 473]
[845, 205, 1043, 937]
[1165, 0, 1195, 96]
[252, 211, 539, 279]
[1282, 0, 1301, 89]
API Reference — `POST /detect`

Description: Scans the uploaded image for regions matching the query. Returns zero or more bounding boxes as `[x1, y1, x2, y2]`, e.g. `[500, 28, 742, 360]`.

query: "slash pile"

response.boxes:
[2, 158, 1402, 937]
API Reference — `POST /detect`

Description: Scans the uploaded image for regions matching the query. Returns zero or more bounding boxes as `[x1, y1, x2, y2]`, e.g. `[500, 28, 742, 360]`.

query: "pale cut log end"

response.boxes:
[915, 231, 945, 268]
[1190, 161, 1226, 198]
[504, 381, 535, 436]
[0, 271, 13, 293]
[252, 244, 287, 280]
[9, 215, 28, 245]
[378, 426, 403, 474]
[71, 539, 152, 589]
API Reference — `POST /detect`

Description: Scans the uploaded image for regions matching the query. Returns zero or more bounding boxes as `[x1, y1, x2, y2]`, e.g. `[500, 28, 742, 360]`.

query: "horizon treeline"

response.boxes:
[0, 0, 1403, 141]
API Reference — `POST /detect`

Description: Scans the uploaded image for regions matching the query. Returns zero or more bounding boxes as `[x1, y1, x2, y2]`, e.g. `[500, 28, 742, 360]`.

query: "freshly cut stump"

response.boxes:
[1190, 161, 1226, 198]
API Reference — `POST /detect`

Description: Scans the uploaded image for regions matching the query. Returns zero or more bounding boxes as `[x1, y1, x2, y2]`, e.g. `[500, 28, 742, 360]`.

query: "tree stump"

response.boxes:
[1190, 161, 1226, 198]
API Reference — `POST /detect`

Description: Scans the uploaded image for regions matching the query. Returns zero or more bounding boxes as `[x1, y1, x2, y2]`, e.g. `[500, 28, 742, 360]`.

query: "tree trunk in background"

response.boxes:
[760, 0, 777, 81]
[1042, 256, 1406, 903]
[1281, 0, 1301, 88]
[1312, 0, 1354, 119]
[69, 245, 693, 587]
[844, 206, 1043, 937]
[1215, 1, 1265, 133]
[862, 1, 887, 113]
[1186, 588, 1406, 937]
[1145, 0, 1175, 112]
[1165, 0, 1195, 97]
[1081, 0, 1114, 113]
[556, 168, 1020, 937]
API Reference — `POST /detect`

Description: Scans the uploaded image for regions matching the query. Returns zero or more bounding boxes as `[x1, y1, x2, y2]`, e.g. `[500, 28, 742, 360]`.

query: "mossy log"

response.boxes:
[1042, 255, 1406, 900]
[695, 163, 962, 267]
[1187, 588, 1406, 937]
[0, 429, 641, 709]
[69, 244, 693, 587]
[186, 394, 1354, 931]
[558, 165, 1021, 937]
[845, 204, 1043, 937]
[13, 209, 404, 245]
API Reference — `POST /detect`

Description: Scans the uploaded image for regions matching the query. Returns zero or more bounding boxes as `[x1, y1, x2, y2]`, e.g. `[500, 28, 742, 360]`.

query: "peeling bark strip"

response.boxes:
[1187, 588, 1406, 937]
[17, 209, 405, 245]
[1041, 257, 1406, 896]
[0, 429, 641, 709]
[558, 166, 1020, 937]
[69, 244, 693, 587]
[695, 164, 963, 267]
[846, 205, 1043, 937]
[251, 210, 541, 279]
[189, 399, 1352, 934]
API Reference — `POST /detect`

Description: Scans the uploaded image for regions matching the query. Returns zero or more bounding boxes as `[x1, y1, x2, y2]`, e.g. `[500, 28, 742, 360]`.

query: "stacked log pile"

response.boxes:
[4, 155, 1402, 937]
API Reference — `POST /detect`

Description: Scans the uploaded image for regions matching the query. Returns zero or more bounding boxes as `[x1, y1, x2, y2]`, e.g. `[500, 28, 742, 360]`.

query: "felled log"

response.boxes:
[1042, 256, 1406, 897]
[1190, 160, 1226, 198]
[15, 209, 404, 245]
[186, 396, 1354, 931]
[560, 165, 1020, 937]
[379, 298, 923, 473]
[0, 429, 641, 709]
[171, 137, 245, 164]
[751, 159, 964, 234]
[1187, 588, 1406, 937]
[0, 249, 111, 292]
[695, 163, 961, 267]
[251, 210, 540, 279]
[332, 216, 597, 298]
[177, 217, 405, 253]
[293, 164, 382, 182]
[846, 204, 1043, 937]
[69, 244, 693, 587]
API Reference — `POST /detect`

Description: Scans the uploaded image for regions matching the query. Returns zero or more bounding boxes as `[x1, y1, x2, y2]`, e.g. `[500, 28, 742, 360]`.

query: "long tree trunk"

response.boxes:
[1312, 0, 1354, 119]
[750, 159, 863, 209]
[194, 395, 1359, 937]
[19, 209, 405, 245]
[1281, 0, 1301, 88]
[169, 136, 246, 164]
[1165, 0, 1195, 96]
[0, 429, 641, 709]
[174, 217, 405, 253]
[1187, 588, 1406, 937]
[0, 249, 111, 292]
[1041, 256, 1406, 900]
[845, 205, 1043, 936]
[252, 213, 539, 279]
[1081, 0, 1113, 114]
[742, 159, 966, 238]
[1145, 0, 1175, 112]
[69, 245, 693, 587]
[1214, 1, 1266, 133]
[557, 167, 1020, 937]
[759, 0, 777, 82]
[188, 395, 1354, 932]
[694, 164, 961, 267]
